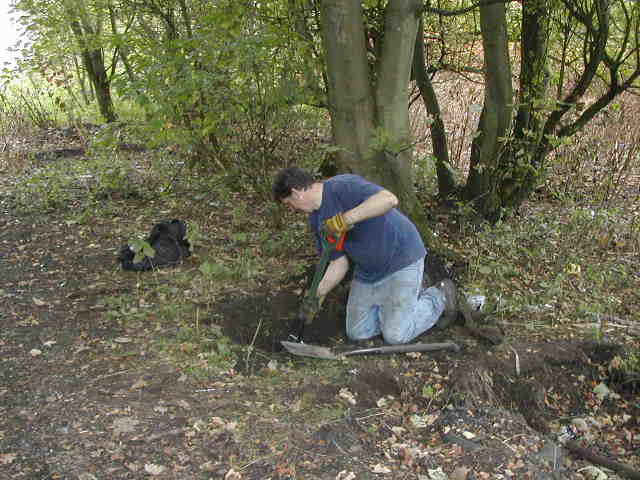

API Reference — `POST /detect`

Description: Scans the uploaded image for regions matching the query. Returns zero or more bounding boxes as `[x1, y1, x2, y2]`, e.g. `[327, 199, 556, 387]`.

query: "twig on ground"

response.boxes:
[144, 427, 187, 442]
[510, 346, 521, 376]
[244, 317, 263, 372]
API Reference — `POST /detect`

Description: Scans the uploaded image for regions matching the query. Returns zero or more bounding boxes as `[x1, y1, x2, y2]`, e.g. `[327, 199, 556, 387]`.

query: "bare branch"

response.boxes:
[422, 0, 515, 17]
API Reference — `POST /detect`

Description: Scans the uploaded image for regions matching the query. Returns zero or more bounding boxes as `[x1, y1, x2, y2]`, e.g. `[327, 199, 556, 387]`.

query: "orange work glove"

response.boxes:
[323, 213, 352, 236]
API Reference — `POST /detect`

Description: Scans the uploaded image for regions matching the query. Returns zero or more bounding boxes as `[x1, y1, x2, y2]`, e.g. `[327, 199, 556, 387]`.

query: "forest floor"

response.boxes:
[1, 126, 639, 480]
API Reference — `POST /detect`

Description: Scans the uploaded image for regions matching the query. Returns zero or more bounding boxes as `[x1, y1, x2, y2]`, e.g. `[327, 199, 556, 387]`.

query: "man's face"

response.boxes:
[281, 188, 313, 213]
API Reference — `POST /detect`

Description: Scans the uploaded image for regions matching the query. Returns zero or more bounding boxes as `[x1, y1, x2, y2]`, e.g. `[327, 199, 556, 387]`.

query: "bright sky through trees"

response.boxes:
[0, 0, 20, 67]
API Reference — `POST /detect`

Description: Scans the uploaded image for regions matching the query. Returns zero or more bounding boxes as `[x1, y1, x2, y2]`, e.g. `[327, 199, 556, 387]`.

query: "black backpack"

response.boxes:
[118, 219, 191, 271]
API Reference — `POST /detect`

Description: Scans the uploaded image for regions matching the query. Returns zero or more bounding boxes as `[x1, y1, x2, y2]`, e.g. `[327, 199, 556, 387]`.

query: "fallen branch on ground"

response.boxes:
[564, 440, 640, 480]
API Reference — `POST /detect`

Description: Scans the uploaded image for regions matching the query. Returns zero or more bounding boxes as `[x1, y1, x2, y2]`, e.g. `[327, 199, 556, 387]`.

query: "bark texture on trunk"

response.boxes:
[68, 15, 117, 123]
[373, 0, 422, 217]
[319, 0, 376, 176]
[465, 1, 513, 219]
[491, 0, 611, 215]
[319, 0, 442, 245]
[412, 17, 456, 197]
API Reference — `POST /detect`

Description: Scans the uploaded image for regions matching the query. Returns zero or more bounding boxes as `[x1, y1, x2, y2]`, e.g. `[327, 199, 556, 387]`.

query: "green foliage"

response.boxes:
[169, 321, 237, 380]
[88, 157, 139, 201]
[368, 127, 412, 157]
[414, 154, 438, 191]
[619, 351, 640, 375]
[421, 385, 436, 399]
[13, 160, 77, 212]
[85, 127, 142, 200]
[110, 1, 324, 198]
[12, 147, 143, 214]
[128, 239, 155, 264]
[199, 261, 237, 282]
[8, 120, 198, 215]
[260, 227, 307, 259]
[184, 221, 205, 253]
[0, 82, 59, 131]
[592, 323, 605, 344]
[8, 0, 640, 216]
[102, 278, 238, 377]
[459, 204, 635, 330]
[9, 0, 329, 202]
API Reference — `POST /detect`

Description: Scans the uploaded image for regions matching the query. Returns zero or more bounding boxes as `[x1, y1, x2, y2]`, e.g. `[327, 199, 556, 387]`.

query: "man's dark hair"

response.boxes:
[272, 167, 315, 202]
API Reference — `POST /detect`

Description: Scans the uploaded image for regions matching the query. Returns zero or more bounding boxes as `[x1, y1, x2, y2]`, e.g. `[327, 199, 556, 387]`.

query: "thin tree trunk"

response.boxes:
[412, 17, 456, 197]
[177, 0, 193, 38]
[513, 0, 550, 145]
[492, 0, 611, 213]
[374, 0, 423, 217]
[464, 1, 513, 218]
[108, 2, 136, 83]
[73, 54, 92, 105]
[69, 19, 117, 123]
[289, 0, 327, 107]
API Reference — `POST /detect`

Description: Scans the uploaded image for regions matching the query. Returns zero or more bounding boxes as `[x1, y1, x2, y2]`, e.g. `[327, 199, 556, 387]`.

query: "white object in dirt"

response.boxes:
[467, 294, 486, 311]
[578, 466, 608, 480]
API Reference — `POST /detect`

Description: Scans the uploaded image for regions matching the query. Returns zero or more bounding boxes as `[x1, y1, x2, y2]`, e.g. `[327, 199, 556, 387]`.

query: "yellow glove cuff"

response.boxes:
[325, 213, 351, 235]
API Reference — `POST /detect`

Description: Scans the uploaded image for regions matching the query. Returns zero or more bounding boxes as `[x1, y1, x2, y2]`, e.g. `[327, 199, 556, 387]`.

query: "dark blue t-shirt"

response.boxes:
[310, 174, 426, 283]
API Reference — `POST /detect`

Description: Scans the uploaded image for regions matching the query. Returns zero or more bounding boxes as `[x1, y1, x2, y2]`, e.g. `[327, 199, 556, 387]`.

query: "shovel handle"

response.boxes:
[342, 341, 460, 357]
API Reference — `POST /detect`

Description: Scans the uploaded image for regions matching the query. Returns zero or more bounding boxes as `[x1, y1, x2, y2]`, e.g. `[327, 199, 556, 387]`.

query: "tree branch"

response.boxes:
[542, 0, 609, 143]
[564, 440, 640, 480]
[422, 0, 515, 17]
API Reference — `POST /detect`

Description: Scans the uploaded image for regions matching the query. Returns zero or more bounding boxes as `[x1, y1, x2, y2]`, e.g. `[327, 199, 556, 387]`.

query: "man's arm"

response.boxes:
[343, 189, 398, 225]
[317, 255, 350, 298]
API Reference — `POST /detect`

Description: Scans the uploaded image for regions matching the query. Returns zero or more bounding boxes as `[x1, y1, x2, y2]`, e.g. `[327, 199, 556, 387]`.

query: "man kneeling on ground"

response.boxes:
[272, 167, 458, 345]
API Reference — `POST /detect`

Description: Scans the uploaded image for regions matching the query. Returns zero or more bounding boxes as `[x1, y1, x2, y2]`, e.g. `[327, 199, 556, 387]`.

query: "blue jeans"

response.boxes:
[346, 257, 445, 344]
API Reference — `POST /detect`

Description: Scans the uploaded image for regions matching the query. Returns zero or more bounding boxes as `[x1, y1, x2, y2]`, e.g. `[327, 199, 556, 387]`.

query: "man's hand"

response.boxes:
[298, 293, 325, 325]
[324, 213, 352, 236]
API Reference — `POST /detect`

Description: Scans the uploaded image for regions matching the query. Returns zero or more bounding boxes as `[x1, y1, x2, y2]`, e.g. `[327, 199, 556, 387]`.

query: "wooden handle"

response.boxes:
[343, 341, 460, 357]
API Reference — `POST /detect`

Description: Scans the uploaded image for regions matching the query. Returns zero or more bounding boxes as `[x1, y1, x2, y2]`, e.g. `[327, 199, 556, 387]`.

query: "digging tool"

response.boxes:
[288, 231, 346, 343]
[458, 298, 504, 345]
[280, 340, 460, 360]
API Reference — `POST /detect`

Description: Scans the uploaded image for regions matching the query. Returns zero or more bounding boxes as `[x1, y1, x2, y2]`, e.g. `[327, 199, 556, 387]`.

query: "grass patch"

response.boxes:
[457, 202, 638, 330]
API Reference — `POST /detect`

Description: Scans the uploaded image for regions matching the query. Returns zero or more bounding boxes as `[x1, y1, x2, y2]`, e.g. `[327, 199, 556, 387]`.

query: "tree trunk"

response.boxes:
[513, 0, 550, 145]
[91, 65, 117, 123]
[412, 17, 456, 197]
[487, 0, 611, 215]
[108, 2, 136, 84]
[319, 1, 423, 206]
[73, 54, 92, 105]
[464, 1, 513, 219]
[68, 11, 117, 123]
[493, 0, 553, 211]
[373, 0, 424, 222]
[319, 0, 377, 176]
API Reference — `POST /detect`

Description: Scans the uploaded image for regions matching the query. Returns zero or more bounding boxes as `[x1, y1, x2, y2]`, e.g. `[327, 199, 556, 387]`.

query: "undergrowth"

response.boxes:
[458, 204, 638, 329]
[1, 79, 638, 380]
